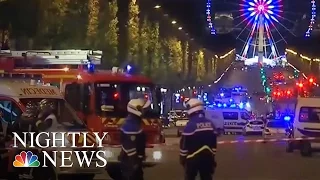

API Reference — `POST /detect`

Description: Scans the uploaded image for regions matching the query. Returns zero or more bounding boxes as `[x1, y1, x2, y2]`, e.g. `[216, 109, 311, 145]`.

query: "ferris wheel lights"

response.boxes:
[305, 0, 317, 37]
[205, 0, 216, 35]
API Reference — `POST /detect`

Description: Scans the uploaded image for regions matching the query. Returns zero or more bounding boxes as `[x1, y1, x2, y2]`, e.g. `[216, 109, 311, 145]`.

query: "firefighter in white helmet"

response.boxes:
[180, 98, 217, 180]
[35, 99, 58, 132]
[119, 98, 151, 180]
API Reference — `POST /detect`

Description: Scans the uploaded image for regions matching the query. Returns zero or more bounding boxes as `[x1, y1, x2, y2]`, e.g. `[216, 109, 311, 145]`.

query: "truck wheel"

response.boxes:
[106, 164, 122, 180]
[286, 142, 294, 153]
[300, 141, 312, 157]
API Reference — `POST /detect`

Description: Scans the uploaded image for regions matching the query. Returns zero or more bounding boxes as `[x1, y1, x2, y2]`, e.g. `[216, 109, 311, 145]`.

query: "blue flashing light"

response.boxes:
[87, 61, 95, 73]
[239, 102, 244, 109]
[126, 65, 132, 72]
[220, 93, 224, 97]
[217, 103, 222, 107]
[223, 103, 227, 107]
[245, 102, 251, 108]
[284, 116, 291, 121]
[229, 99, 233, 102]
[230, 104, 236, 108]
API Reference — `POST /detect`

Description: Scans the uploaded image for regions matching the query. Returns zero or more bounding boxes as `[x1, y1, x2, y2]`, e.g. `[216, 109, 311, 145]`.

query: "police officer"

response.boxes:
[35, 99, 58, 132]
[119, 98, 151, 180]
[180, 98, 217, 180]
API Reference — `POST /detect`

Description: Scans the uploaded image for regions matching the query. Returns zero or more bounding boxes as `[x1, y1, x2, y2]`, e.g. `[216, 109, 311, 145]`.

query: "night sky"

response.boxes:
[155, 0, 320, 56]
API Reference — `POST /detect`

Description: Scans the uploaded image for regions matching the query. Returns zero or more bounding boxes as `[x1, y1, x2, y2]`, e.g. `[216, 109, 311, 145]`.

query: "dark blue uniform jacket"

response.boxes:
[180, 112, 217, 162]
[120, 114, 146, 160]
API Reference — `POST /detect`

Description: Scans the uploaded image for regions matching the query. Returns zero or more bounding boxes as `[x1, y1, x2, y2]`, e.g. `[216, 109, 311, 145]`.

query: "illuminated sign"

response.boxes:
[21, 88, 58, 96]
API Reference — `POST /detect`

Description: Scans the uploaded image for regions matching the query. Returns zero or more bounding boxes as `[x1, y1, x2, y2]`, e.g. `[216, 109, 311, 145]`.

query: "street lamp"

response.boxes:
[154, 5, 161, 9]
[171, 20, 177, 24]
[178, 27, 182, 30]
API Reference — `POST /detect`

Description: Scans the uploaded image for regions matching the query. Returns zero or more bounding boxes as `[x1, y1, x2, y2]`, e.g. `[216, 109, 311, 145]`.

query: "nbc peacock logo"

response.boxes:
[13, 151, 40, 167]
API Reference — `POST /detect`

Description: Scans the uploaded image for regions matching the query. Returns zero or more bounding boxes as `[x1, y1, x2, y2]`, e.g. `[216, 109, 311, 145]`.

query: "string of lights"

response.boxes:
[153, 4, 193, 42]
[206, 0, 216, 35]
[152, 3, 235, 90]
[305, 0, 317, 37]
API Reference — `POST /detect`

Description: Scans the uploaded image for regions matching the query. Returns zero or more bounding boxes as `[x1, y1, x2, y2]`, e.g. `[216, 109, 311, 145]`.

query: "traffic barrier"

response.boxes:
[163, 136, 318, 147]
[0, 137, 318, 150]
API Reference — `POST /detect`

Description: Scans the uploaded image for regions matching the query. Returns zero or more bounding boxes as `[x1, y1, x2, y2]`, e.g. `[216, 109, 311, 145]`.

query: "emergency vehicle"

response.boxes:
[0, 50, 165, 178]
[0, 81, 102, 179]
[287, 97, 320, 157]
[205, 104, 254, 135]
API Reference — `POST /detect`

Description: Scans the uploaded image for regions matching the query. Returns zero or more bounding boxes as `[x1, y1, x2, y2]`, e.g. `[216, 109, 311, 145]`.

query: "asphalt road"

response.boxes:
[94, 65, 320, 180]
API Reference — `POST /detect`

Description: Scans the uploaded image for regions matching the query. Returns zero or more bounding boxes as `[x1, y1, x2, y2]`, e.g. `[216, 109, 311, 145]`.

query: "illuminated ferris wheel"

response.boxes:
[206, 0, 317, 64]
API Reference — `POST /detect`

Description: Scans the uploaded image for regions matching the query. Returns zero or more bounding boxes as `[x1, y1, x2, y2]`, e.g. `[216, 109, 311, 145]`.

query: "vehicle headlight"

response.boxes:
[153, 151, 162, 160]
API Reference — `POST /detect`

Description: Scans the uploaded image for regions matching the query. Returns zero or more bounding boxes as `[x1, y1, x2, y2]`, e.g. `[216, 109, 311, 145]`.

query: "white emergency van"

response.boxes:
[0, 81, 103, 179]
[286, 97, 320, 157]
[205, 107, 254, 134]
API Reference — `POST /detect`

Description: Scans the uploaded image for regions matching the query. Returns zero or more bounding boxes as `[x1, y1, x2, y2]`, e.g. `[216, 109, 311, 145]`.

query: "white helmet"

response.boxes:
[183, 98, 204, 115]
[127, 98, 151, 117]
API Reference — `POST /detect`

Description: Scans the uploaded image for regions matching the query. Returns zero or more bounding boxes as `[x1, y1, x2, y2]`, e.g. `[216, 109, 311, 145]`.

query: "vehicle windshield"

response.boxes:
[95, 82, 161, 118]
[250, 121, 264, 125]
[266, 121, 288, 128]
[19, 98, 84, 127]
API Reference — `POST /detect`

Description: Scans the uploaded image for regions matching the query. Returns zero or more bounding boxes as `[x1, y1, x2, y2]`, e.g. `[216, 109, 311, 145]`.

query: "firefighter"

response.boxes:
[14, 101, 39, 133]
[119, 98, 151, 180]
[35, 99, 58, 132]
[180, 98, 217, 180]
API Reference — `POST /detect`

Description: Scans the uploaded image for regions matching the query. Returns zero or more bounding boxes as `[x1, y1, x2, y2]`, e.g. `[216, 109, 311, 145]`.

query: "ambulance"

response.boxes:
[0, 50, 164, 179]
[0, 81, 102, 179]
[286, 97, 320, 157]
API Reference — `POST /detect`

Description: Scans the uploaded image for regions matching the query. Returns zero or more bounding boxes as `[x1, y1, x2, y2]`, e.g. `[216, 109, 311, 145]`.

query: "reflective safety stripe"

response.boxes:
[186, 145, 216, 159]
[116, 118, 126, 125]
[182, 127, 214, 136]
[180, 149, 188, 156]
[122, 146, 137, 156]
[180, 149, 188, 153]
[121, 146, 136, 153]
[180, 152, 187, 156]
[120, 128, 142, 134]
[127, 151, 137, 156]
[142, 119, 150, 125]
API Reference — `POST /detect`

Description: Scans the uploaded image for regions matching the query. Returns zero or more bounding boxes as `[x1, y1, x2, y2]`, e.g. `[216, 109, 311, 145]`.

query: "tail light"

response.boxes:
[309, 78, 314, 83]
[113, 92, 119, 99]
[297, 83, 303, 88]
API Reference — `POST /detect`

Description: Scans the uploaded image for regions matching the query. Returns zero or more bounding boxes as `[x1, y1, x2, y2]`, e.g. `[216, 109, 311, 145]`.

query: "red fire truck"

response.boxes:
[0, 50, 165, 179]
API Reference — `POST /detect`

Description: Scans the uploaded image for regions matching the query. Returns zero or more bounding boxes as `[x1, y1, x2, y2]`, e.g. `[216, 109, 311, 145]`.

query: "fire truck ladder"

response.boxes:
[0, 49, 102, 65]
